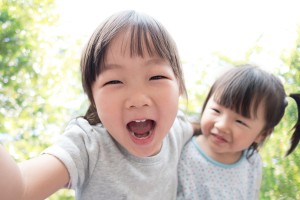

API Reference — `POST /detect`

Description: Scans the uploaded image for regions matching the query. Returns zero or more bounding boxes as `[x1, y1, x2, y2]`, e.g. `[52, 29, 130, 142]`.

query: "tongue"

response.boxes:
[128, 120, 153, 134]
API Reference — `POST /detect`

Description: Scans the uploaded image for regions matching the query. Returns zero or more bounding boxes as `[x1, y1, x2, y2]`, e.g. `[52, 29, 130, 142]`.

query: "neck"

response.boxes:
[196, 135, 243, 164]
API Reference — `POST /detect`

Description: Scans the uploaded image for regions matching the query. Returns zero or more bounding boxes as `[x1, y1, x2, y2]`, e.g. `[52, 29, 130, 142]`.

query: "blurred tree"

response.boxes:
[0, 0, 83, 199]
[259, 26, 300, 200]
[1, 0, 58, 155]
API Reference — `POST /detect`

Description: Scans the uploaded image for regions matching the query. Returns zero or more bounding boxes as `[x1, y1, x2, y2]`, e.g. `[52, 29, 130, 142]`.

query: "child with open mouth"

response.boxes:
[0, 10, 193, 199]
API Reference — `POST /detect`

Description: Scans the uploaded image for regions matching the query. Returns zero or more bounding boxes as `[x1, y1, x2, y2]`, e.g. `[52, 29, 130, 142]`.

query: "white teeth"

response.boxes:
[134, 119, 146, 123]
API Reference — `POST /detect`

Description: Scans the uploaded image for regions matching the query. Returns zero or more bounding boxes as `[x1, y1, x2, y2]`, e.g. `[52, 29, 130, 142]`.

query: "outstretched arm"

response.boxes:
[0, 145, 69, 200]
[0, 145, 24, 199]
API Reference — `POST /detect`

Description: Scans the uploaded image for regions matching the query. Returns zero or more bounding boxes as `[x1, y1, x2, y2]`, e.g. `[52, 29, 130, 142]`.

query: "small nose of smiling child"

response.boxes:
[214, 115, 231, 133]
[125, 92, 152, 109]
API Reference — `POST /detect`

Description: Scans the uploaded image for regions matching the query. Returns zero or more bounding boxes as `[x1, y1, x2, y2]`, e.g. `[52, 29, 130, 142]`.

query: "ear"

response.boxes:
[254, 128, 273, 143]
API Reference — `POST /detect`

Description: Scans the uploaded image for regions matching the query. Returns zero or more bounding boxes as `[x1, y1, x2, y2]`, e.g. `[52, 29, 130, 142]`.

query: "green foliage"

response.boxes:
[0, 0, 59, 153]
[48, 189, 75, 200]
[0, 0, 83, 199]
[259, 26, 300, 200]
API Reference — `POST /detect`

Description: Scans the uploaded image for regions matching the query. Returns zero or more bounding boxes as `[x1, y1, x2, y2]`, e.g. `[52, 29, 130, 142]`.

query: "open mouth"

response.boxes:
[127, 119, 156, 140]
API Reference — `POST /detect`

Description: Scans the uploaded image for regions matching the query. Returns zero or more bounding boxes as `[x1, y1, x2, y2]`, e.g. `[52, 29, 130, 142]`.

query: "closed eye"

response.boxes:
[104, 80, 122, 86]
[236, 119, 249, 127]
[211, 108, 220, 113]
[150, 75, 167, 80]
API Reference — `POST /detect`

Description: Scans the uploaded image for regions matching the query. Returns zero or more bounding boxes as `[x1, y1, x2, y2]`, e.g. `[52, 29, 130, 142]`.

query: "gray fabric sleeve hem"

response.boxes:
[42, 146, 78, 189]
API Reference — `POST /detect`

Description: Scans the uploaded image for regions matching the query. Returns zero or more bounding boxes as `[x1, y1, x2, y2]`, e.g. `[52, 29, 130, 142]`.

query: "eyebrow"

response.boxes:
[104, 58, 167, 70]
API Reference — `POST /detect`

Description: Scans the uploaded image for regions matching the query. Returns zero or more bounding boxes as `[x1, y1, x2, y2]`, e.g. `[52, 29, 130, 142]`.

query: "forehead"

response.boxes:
[105, 31, 131, 59]
[103, 31, 170, 73]
[106, 28, 158, 59]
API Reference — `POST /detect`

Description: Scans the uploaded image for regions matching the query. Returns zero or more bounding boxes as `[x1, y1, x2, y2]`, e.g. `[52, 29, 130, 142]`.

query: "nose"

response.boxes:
[125, 88, 152, 109]
[214, 115, 230, 133]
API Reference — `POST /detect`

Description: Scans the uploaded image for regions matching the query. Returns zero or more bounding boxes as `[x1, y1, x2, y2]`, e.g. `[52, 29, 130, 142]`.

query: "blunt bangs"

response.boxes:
[127, 15, 173, 60]
[212, 66, 269, 119]
[93, 10, 179, 77]
[81, 10, 185, 104]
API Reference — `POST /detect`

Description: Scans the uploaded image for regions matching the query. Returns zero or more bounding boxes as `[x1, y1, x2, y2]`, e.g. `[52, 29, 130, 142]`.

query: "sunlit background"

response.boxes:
[1, 0, 300, 199]
[54, 0, 300, 112]
[56, 0, 300, 67]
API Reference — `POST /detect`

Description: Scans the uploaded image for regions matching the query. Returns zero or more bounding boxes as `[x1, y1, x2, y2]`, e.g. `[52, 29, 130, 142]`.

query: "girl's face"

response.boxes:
[91, 33, 180, 157]
[199, 95, 266, 163]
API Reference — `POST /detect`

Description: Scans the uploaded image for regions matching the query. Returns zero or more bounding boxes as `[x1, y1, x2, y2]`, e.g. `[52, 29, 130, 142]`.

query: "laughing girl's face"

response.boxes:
[91, 32, 180, 157]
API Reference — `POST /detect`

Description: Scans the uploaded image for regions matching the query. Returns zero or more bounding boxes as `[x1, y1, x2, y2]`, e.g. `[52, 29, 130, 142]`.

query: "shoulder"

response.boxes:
[246, 150, 262, 166]
[52, 117, 115, 154]
[43, 118, 119, 189]
[64, 117, 108, 139]
[241, 150, 263, 181]
[167, 111, 193, 149]
[66, 117, 95, 133]
[171, 110, 193, 137]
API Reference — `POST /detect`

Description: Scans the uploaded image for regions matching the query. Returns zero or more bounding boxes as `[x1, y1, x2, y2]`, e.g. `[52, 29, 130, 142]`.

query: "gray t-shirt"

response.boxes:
[44, 112, 192, 200]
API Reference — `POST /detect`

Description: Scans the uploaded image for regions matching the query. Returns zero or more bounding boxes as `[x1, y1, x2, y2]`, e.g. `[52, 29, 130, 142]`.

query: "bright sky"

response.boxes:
[56, 0, 300, 79]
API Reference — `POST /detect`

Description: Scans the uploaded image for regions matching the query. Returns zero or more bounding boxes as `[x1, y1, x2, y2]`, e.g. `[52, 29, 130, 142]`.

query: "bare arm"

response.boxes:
[0, 145, 69, 200]
[0, 145, 24, 199]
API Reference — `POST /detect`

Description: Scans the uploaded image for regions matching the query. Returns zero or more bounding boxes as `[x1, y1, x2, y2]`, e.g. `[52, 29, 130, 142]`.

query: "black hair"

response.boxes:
[80, 10, 186, 125]
[286, 93, 300, 156]
[200, 64, 300, 157]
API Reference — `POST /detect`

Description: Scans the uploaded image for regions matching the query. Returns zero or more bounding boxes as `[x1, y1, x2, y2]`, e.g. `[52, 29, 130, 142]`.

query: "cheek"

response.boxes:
[200, 116, 209, 135]
[159, 90, 179, 115]
[157, 83, 180, 103]
[93, 90, 119, 122]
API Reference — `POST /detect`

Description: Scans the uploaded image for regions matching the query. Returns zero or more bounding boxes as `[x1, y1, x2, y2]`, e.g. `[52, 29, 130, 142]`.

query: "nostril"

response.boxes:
[129, 103, 149, 109]
[126, 94, 152, 109]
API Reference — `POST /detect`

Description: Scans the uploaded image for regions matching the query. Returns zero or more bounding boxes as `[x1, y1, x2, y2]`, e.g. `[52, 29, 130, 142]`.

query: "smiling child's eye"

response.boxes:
[150, 75, 166, 80]
[236, 119, 248, 127]
[212, 108, 220, 113]
[104, 80, 122, 85]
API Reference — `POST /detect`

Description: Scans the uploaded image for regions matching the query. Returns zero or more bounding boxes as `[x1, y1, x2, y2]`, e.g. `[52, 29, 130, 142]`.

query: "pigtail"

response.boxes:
[286, 93, 300, 156]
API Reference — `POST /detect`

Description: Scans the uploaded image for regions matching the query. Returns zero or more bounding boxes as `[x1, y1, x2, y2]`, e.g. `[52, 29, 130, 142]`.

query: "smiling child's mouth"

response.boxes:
[127, 119, 155, 139]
